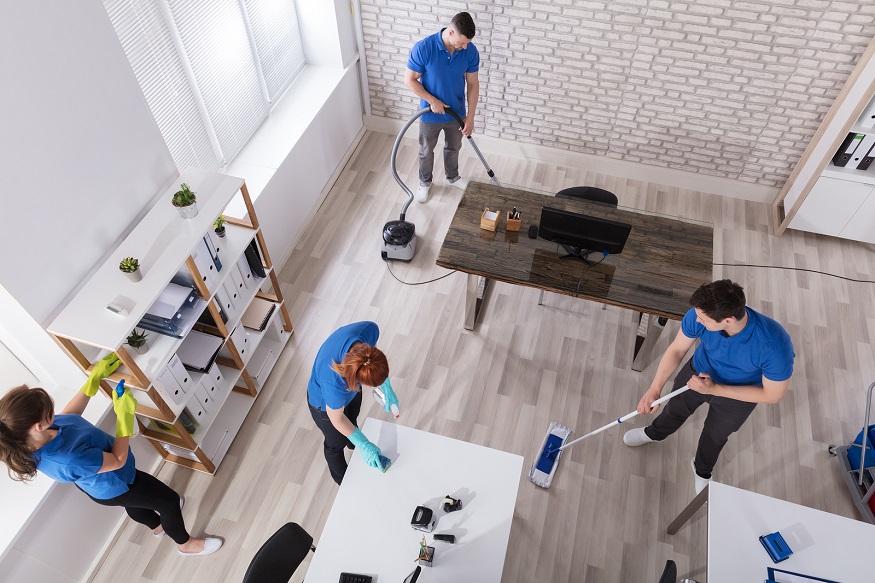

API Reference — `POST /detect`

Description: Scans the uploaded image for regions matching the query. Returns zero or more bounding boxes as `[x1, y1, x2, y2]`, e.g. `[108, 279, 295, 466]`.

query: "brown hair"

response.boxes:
[689, 279, 747, 321]
[0, 386, 54, 482]
[451, 12, 476, 39]
[331, 343, 389, 392]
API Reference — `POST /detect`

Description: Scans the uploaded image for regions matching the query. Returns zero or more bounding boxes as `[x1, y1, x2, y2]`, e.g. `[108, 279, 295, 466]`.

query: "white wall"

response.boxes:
[0, 2, 175, 579]
[297, 0, 358, 67]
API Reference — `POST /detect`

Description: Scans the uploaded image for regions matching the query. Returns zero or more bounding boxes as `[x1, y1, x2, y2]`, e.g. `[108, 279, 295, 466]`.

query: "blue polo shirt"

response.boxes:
[681, 307, 794, 386]
[34, 414, 136, 500]
[307, 322, 380, 411]
[407, 28, 479, 124]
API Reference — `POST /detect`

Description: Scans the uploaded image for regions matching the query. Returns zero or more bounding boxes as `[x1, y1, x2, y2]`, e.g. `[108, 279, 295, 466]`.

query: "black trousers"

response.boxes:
[644, 359, 757, 479]
[87, 469, 189, 544]
[309, 391, 362, 485]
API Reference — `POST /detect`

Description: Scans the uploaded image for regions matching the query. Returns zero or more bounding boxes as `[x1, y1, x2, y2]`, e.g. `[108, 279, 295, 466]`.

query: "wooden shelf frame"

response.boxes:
[48, 170, 293, 474]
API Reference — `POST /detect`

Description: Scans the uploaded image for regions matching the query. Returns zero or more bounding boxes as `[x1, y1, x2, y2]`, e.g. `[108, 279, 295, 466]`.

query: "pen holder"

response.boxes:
[506, 211, 521, 232]
[480, 207, 500, 232]
[418, 545, 436, 567]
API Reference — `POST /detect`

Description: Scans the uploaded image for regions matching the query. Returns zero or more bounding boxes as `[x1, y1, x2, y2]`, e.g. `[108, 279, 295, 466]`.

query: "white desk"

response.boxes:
[305, 418, 524, 582]
[669, 481, 875, 582]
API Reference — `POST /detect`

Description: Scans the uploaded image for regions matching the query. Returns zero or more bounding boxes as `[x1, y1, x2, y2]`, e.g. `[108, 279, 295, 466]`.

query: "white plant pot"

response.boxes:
[176, 202, 198, 219]
[123, 269, 143, 283]
[130, 341, 149, 355]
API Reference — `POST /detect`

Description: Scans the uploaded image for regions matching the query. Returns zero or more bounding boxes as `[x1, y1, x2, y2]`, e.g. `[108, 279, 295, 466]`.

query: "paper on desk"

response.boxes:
[484, 210, 498, 220]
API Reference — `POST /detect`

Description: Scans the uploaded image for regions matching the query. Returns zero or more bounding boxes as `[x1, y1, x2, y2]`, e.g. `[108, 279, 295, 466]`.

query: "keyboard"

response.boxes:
[338, 573, 373, 583]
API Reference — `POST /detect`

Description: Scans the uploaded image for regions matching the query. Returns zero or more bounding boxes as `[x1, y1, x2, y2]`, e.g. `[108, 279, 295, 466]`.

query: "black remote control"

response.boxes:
[433, 534, 455, 543]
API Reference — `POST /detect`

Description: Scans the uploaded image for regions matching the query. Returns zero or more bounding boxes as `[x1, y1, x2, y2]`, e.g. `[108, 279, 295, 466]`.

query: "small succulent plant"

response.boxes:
[126, 328, 149, 348]
[119, 257, 140, 273]
[172, 183, 197, 207]
[213, 215, 225, 231]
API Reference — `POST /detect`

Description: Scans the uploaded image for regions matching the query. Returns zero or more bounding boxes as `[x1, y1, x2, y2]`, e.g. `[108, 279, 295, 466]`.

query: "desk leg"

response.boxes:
[464, 275, 490, 331]
[667, 483, 710, 535]
[631, 313, 667, 372]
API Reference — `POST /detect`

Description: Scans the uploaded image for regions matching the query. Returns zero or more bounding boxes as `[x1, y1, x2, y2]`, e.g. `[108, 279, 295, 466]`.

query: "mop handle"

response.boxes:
[555, 384, 691, 453]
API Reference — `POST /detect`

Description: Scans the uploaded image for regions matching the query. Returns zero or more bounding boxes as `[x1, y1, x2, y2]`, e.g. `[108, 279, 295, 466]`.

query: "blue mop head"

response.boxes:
[535, 433, 565, 475]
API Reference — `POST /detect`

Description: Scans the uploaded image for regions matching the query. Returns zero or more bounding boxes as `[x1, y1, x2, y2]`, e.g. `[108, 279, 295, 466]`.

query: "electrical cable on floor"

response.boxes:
[385, 260, 457, 285]
[713, 262, 875, 284]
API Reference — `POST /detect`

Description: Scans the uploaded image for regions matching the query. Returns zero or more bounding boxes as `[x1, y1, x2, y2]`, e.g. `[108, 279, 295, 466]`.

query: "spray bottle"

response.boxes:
[373, 386, 400, 419]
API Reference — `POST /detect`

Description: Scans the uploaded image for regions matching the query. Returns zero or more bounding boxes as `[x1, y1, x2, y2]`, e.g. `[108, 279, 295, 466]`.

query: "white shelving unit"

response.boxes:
[773, 36, 875, 245]
[48, 168, 293, 474]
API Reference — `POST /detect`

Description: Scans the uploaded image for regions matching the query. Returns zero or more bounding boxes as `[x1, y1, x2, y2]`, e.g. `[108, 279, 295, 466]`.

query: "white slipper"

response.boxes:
[178, 537, 223, 557]
[153, 496, 185, 539]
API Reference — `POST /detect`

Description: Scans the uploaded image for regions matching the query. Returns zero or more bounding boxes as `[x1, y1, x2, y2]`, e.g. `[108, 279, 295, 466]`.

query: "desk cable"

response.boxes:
[385, 261, 457, 286]
[576, 252, 608, 293]
[713, 262, 875, 284]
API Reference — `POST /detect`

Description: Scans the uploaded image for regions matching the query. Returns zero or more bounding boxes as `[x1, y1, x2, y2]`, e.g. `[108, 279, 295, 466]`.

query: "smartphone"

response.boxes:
[378, 455, 392, 473]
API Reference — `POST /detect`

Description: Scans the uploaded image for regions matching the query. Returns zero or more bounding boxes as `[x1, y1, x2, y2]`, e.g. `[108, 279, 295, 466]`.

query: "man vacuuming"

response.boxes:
[624, 279, 795, 493]
[404, 11, 480, 204]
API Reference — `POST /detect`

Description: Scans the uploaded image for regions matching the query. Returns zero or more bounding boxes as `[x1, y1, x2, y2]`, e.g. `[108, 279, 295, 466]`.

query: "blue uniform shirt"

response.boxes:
[34, 414, 136, 500]
[307, 322, 380, 411]
[407, 28, 479, 125]
[681, 307, 795, 386]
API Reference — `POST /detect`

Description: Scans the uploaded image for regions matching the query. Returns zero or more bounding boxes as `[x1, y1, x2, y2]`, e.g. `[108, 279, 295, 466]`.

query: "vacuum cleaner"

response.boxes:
[381, 106, 500, 262]
[529, 384, 692, 488]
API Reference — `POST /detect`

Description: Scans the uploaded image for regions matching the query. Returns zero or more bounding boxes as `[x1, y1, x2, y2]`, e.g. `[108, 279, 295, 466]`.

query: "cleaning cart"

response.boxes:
[829, 380, 875, 524]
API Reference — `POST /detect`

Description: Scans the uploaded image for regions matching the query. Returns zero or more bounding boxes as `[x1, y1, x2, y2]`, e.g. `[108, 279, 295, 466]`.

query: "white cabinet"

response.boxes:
[788, 177, 873, 236]
[840, 190, 875, 243]
[48, 168, 294, 474]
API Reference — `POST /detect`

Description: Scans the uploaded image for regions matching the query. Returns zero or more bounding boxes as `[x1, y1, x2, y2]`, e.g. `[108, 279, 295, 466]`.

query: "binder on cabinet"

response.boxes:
[850, 134, 875, 169]
[861, 98, 875, 129]
[833, 133, 865, 167]
[859, 144, 875, 171]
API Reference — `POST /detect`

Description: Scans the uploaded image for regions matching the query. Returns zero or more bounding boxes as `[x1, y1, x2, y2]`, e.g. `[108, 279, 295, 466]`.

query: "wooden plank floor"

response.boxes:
[89, 131, 875, 582]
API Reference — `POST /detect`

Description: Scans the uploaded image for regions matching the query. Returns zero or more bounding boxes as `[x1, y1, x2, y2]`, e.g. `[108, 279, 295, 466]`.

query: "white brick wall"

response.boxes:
[360, 0, 875, 187]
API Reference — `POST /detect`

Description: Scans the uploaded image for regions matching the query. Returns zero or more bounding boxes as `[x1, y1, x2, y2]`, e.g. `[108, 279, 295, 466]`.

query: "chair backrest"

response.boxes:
[658, 559, 678, 583]
[243, 522, 314, 583]
[556, 186, 619, 207]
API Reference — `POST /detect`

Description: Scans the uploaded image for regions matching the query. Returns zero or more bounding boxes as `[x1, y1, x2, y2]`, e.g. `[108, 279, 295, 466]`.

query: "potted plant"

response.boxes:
[172, 182, 198, 219]
[119, 257, 142, 282]
[213, 214, 226, 239]
[126, 328, 150, 354]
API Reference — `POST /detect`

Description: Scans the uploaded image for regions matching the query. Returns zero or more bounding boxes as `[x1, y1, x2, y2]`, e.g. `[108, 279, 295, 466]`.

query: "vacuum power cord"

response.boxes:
[714, 262, 875, 284]
[385, 261, 457, 286]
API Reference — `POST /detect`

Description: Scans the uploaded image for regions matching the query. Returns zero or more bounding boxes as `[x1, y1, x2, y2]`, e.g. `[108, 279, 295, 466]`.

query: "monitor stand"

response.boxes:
[558, 244, 595, 265]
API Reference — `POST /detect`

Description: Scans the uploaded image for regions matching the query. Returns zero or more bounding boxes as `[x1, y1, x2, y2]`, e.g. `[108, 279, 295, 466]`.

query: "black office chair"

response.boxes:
[242, 522, 316, 583]
[555, 186, 619, 207]
[659, 559, 700, 583]
[538, 185, 620, 306]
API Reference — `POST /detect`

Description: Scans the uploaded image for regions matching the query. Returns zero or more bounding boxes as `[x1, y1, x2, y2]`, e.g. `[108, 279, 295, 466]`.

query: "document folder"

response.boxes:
[241, 297, 275, 331]
[176, 330, 224, 372]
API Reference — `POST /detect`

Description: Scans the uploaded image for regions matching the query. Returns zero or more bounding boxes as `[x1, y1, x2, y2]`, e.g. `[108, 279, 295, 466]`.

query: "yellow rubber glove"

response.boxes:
[80, 353, 121, 397]
[112, 383, 138, 438]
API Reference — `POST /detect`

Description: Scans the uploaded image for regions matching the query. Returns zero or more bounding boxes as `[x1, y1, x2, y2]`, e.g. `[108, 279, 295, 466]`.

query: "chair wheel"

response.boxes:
[828, 445, 838, 457]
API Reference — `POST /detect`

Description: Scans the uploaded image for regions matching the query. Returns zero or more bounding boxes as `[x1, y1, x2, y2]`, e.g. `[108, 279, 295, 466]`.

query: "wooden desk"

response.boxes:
[305, 418, 524, 582]
[435, 180, 713, 369]
[668, 481, 875, 582]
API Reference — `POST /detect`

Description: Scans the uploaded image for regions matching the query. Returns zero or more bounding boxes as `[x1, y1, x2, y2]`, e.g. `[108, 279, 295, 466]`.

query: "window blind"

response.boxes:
[103, 0, 220, 170]
[103, 0, 305, 170]
[242, 0, 306, 102]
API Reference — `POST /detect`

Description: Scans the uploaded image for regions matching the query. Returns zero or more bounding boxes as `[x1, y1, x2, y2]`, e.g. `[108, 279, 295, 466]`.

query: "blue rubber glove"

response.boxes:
[379, 378, 399, 414]
[348, 428, 382, 469]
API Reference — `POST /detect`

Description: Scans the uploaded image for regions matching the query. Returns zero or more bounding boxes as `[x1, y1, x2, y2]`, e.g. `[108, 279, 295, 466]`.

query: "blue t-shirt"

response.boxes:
[307, 322, 380, 411]
[33, 414, 136, 500]
[681, 307, 795, 386]
[407, 28, 480, 124]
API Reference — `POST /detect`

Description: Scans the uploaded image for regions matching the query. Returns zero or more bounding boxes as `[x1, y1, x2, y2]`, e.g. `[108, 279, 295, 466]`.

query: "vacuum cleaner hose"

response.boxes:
[391, 106, 501, 222]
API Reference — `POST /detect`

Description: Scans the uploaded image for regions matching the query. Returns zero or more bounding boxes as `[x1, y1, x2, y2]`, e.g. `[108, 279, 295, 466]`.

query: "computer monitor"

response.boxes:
[403, 566, 422, 583]
[538, 206, 632, 264]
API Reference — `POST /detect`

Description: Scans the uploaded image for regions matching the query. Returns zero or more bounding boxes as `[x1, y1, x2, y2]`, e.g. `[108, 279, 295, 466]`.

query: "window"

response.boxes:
[103, 0, 305, 171]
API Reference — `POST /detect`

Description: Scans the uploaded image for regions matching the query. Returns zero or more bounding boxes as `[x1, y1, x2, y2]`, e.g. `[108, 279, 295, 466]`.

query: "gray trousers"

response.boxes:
[418, 121, 463, 186]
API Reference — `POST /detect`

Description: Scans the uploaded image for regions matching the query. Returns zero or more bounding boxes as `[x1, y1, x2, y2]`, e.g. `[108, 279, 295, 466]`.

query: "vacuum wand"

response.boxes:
[549, 384, 691, 455]
[443, 109, 501, 187]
